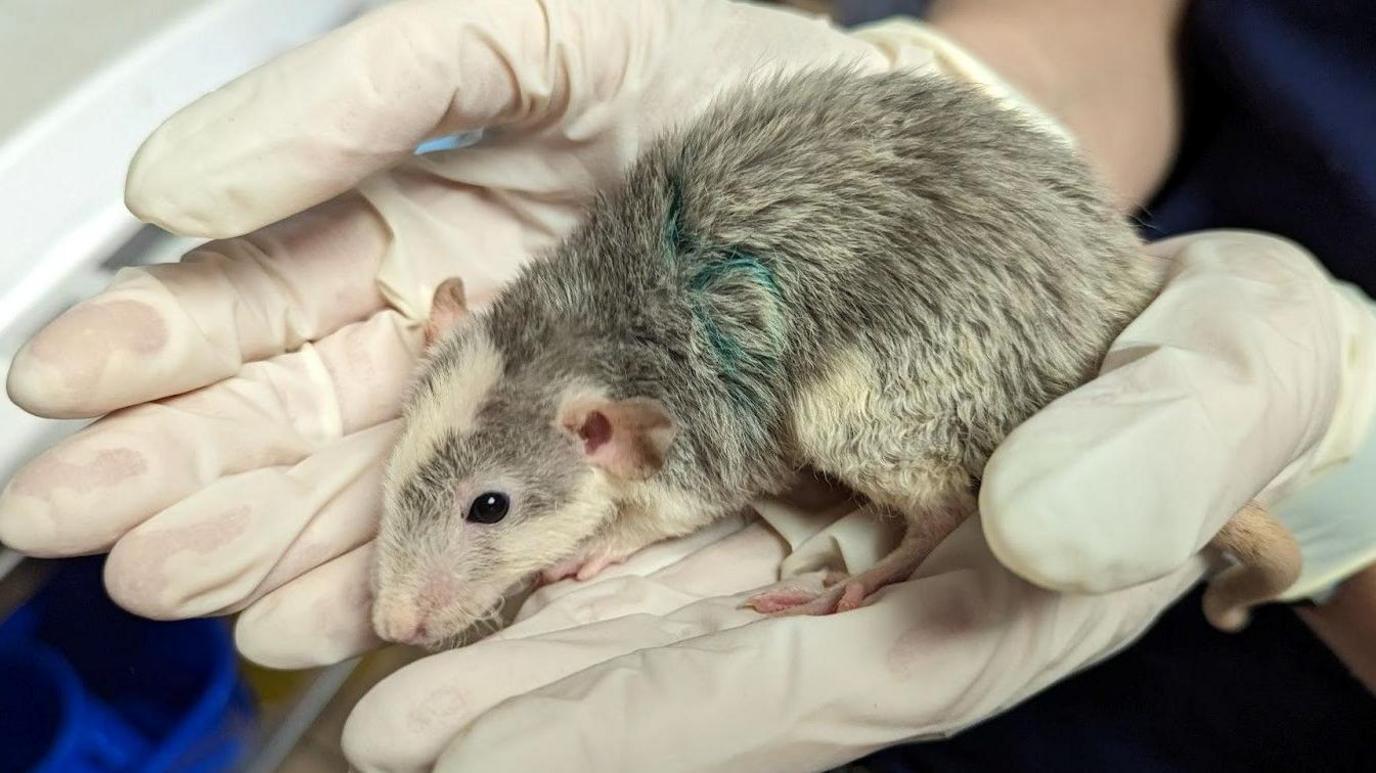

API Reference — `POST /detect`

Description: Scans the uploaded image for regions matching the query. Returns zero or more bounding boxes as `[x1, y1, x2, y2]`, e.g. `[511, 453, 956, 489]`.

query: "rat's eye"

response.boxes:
[467, 492, 510, 524]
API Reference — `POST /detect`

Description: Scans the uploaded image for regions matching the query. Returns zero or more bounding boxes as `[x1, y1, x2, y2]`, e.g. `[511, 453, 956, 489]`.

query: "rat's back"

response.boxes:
[597, 68, 1154, 475]
[484, 67, 1156, 497]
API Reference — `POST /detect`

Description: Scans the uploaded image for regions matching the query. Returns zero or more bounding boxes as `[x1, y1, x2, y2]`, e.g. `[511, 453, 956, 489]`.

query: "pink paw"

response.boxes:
[539, 556, 584, 585]
[572, 553, 624, 581]
[835, 582, 868, 613]
[538, 551, 627, 585]
[744, 587, 822, 614]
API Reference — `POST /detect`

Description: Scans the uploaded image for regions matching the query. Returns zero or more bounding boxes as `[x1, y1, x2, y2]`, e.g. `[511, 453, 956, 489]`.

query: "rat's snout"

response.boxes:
[374, 603, 431, 645]
[372, 573, 462, 646]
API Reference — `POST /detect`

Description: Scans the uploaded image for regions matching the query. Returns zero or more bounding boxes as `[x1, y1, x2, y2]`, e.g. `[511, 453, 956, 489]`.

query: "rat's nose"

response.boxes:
[374, 603, 432, 645]
[373, 574, 457, 644]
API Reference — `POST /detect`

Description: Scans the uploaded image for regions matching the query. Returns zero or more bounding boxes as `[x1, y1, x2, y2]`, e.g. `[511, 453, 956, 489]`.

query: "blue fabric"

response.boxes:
[826, 0, 1376, 769]
[1143, 0, 1376, 293]
[833, 0, 929, 28]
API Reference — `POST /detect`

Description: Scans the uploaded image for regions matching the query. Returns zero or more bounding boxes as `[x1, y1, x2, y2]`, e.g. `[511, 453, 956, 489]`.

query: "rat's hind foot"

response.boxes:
[744, 506, 968, 616]
[745, 563, 912, 617]
[744, 566, 895, 617]
[745, 585, 843, 615]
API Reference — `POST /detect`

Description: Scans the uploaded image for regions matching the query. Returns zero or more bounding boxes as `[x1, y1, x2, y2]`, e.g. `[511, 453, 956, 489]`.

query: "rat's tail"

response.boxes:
[1202, 501, 1302, 632]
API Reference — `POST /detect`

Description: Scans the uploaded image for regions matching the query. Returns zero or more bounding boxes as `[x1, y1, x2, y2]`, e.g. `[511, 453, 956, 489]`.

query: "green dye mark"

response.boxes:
[687, 251, 786, 415]
[660, 179, 785, 417]
[663, 180, 689, 263]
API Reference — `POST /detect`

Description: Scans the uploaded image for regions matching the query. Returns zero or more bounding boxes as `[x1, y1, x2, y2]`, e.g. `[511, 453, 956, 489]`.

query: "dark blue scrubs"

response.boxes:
[830, 0, 1376, 769]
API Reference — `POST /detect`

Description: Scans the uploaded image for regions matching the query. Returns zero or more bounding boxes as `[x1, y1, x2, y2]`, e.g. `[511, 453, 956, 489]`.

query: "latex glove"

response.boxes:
[0, 0, 1058, 661]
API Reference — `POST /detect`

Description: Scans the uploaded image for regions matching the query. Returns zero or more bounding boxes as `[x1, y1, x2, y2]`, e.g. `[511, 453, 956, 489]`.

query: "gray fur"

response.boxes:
[375, 67, 1159, 644]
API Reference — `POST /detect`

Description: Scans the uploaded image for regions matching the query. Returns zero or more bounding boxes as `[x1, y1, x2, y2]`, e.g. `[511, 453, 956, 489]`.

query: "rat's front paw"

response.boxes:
[539, 546, 631, 585]
[539, 556, 586, 585]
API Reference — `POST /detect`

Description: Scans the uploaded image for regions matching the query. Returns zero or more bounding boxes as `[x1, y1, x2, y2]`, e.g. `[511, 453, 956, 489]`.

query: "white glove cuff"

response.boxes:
[1272, 293, 1376, 601]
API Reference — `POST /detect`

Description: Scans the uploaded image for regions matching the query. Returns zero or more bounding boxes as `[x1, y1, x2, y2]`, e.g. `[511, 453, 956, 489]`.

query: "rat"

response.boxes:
[369, 67, 1301, 649]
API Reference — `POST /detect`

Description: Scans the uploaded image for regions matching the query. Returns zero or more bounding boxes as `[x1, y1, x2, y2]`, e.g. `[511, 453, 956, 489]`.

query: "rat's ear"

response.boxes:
[423, 277, 468, 350]
[558, 395, 677, 480]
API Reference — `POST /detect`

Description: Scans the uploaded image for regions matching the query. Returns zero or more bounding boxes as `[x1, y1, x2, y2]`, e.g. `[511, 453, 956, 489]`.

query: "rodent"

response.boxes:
[370, 67, 1300, 649]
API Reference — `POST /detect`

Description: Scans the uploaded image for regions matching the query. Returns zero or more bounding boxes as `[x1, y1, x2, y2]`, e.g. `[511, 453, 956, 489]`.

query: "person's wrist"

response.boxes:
[1304, 290, 1376, 484]
[1297, 564, 1376, 694]
[921, 0, 1187, 209]
[1262, 288, 1376, 605]
[849, 16, 1073, 148]
[921, 6, 1063, 118]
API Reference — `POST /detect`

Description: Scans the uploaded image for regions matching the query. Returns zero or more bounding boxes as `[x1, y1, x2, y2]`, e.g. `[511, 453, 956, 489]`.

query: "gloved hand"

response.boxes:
[3, 2, 1376, 772]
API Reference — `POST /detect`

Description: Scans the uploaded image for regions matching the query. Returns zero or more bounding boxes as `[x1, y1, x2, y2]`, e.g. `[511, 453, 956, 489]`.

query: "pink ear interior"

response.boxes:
[559, 396, 676, 480]
[578, 410, 613, 454]
[423, 277, 469, 350]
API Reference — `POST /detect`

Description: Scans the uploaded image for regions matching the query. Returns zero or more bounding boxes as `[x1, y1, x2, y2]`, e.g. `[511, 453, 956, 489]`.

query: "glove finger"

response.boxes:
[7, 194, 393, 418]
[343, 596, 763, 773]
[982, 231, 1346, 592]
[0, 311, 418, 556]
[102, 421, 397, 620]
[344, 528, 798, 770]
[235, 542, 383, 669]
[430, 527, 1205, 773]
[126, 0, 600, 238]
